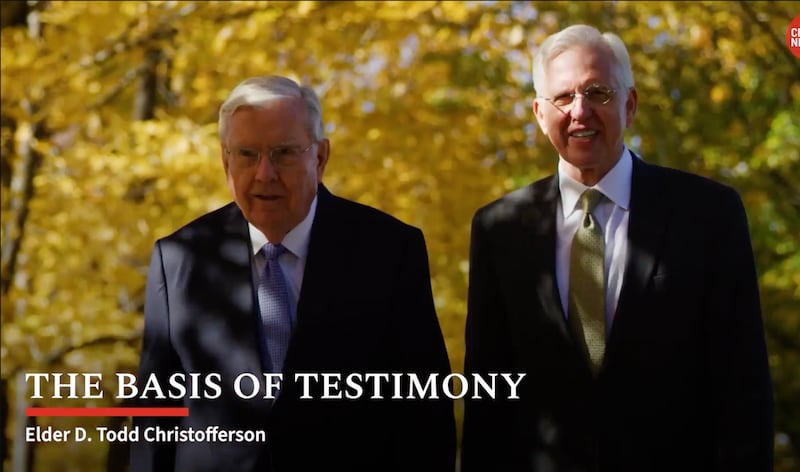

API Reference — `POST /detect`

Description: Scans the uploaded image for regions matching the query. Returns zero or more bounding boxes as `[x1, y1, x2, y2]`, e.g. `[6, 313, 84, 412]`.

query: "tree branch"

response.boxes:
[737, 1, 800, 77]
[3, 329, 143, 381]
[0, 102, 43, 297]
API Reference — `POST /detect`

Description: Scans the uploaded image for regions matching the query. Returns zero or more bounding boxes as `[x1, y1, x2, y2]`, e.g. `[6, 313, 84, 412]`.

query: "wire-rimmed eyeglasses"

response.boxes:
[225, 142, 316, 169]
[541, 84, 617, 111]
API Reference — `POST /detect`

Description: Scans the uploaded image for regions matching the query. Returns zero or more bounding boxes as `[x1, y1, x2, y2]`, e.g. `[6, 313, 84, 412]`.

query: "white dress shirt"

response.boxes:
[555, 148, 633, 332]
[249, 195, 317, 322]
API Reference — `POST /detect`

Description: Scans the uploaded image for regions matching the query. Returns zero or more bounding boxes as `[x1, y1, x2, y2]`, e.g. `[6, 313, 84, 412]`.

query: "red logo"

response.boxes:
[787, 15, 800, 58]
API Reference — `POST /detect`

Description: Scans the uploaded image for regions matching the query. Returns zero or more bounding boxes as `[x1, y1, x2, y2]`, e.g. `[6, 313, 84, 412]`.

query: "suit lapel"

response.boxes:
[606, 155, 668, 354]
[280, 185, 340, 376]
[522, 176, 571, 338]
[293, 184, 337, 327]
[502, 177, 583, 369]
[218, 204, 265, 374]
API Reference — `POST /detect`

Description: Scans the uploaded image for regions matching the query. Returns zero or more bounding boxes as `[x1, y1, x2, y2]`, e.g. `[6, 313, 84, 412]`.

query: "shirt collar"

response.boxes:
[558, 146, 633, 219]
[248, 194, 318, 259]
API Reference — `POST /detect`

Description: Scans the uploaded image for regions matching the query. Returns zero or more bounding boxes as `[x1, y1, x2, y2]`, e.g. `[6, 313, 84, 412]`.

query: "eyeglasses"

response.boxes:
[225, 142, 316, 169]
[542, 84, 616, 111]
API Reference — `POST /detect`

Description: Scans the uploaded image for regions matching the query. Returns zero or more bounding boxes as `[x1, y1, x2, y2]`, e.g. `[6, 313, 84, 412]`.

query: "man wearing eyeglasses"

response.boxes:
[132, 76, 455, 472]
[461, 24, 773, 471]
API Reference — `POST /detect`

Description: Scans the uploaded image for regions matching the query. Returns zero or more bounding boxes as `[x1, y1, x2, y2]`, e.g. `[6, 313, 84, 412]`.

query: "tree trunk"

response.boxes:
[11, 372, 35, 472]
[133, 48, 161, 121]
[105, 403, 131, 472]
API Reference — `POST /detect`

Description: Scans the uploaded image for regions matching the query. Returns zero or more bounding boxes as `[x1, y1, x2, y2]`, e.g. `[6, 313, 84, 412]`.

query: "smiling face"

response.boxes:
[221, 98, 329, 242]
[534, 45, 637, 186]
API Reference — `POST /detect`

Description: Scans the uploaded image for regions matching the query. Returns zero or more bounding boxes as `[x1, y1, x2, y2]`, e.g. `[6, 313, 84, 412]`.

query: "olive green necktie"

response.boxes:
[568, 188, 606, 374]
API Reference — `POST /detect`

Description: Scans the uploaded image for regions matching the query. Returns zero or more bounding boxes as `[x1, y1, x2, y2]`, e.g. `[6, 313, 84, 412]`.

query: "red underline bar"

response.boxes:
[26, 407, 189, 417]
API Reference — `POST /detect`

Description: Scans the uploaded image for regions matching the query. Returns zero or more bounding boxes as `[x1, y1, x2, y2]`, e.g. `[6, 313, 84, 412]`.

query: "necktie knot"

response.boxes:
[262, 243, 286, 262]
[580, 188, 604, 214]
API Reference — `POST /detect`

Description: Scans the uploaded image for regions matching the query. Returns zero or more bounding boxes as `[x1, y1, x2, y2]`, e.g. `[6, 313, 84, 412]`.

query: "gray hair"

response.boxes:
[532, 24, 634, 96]
[218, 75, 324, 143]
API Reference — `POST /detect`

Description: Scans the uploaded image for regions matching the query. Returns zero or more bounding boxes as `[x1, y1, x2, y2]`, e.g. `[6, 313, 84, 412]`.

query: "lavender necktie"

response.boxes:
[259, 243, 293, 374]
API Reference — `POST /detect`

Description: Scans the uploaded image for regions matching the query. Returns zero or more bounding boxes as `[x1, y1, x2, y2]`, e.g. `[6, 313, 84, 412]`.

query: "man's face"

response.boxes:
[534, 45, 637, 185]
[221, 98, 329, 242]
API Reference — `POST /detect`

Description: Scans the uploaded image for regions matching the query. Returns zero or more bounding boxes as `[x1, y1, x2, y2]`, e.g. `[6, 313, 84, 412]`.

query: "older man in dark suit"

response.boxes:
[131, 75, 455, 472]
[461, 24, 773, 471]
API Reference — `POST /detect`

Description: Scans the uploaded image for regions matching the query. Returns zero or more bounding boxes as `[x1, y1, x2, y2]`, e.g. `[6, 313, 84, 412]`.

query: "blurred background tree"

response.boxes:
[1, 1, 797, 470]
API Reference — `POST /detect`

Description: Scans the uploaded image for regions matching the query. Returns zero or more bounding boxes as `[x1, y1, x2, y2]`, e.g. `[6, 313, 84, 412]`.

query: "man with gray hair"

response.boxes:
[132, 75, 455, 471]
[461, 24, 773, 471]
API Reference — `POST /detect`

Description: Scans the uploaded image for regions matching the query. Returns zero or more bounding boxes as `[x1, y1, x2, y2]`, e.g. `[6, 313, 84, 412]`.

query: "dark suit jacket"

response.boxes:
[461, 154, 773, 472]
[131, 185, 456, 472]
